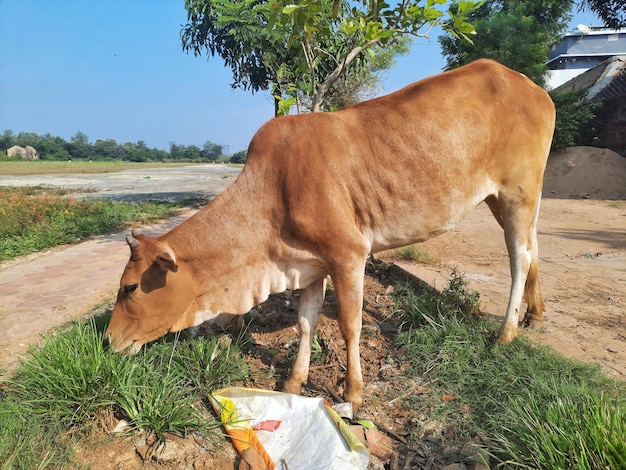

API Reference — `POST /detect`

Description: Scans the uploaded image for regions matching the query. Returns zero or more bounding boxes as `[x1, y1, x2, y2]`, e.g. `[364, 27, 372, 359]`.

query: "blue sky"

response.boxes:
[0, 1, 599, 153]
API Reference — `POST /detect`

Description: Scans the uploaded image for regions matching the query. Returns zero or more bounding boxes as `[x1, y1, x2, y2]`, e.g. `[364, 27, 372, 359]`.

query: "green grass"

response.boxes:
[0, 310, 248, 469]
[492, 394, 626, 469]
[393, 272, 626, 469]
[0, 186, 193, 261]
[392, 244, 439, 264]
[0, 398, 73, 470]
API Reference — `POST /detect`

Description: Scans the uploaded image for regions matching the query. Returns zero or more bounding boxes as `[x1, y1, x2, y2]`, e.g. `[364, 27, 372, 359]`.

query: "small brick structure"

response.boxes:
[6, 145, 39, 160]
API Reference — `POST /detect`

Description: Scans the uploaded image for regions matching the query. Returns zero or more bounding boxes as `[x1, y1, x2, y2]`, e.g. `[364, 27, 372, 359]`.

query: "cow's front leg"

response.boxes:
[330, 265, 366, 409]
[283, 277, 326, 395]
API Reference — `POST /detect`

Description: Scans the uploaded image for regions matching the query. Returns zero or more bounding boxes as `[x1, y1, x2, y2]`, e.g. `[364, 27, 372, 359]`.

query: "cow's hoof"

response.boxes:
[526, 318, 543, 330]
[497, 325, 517, 345]
[281, 379, 301, 395]
[522, 312, 543, 330]
[343, 388, 363, 411]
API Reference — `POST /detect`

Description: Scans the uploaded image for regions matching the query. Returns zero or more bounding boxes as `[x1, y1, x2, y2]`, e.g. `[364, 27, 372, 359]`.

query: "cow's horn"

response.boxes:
[126, 233, 140, 251]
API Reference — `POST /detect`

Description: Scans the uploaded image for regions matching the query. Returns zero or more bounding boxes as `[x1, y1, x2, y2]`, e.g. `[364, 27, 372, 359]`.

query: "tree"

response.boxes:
[579, 0, 626, 29]
[122, 141, 149, 162]
[183, 145, 203, 161]
[440, 0, 574, 87]
[169, 143, 204, 161]
[38, 134, 70, 160]
[182, 0, 280, 94]
[262, 0, 433, 112]
[93, 139, 126, 161]
[15, 132, 40, 148]
[71, 131, 90, 146]
[66, 131, 91, 160]
[0, 130, 16, 151]
[202, 140, 223, 161]
[230, 150, 247, 164]
[276, 32, 412, 113]
[182, 0, 480, 113]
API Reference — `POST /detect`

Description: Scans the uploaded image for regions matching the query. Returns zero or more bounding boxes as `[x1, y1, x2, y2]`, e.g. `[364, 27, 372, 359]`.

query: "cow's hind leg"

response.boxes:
[486, 194, 544, 344]
[283, 277, 327, 395]
[522, 196, 544, 330]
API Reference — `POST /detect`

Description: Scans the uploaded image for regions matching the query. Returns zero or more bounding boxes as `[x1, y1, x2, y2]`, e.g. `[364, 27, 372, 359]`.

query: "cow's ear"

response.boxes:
[156, 251, 178, 273]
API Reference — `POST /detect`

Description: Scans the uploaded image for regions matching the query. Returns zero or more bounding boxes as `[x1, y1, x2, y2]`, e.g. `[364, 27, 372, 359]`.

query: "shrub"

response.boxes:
[550, 89, 602, 151]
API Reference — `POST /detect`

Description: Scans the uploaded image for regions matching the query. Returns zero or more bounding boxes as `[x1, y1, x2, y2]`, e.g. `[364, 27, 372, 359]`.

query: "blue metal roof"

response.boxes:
[548, 28, 626, 67]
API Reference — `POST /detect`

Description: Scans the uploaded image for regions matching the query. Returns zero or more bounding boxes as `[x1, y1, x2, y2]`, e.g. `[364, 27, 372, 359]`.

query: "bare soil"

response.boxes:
[392, 199, 626, 379]
[5, 147, 626, 469]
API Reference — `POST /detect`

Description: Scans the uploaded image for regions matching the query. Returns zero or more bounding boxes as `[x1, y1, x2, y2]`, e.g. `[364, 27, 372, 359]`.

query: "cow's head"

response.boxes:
[105, 230, 198, 354]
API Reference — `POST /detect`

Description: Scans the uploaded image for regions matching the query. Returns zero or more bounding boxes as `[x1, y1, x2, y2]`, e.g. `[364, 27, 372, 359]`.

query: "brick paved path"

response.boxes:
[0, 213, 193, 377]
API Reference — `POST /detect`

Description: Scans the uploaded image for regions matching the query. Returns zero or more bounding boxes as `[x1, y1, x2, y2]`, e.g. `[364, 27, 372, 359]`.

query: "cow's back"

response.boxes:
[245, 59, 555, 253]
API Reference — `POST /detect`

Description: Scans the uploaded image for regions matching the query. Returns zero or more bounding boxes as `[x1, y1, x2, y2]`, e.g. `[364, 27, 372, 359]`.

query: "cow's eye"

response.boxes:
[123, 284, 138, 295]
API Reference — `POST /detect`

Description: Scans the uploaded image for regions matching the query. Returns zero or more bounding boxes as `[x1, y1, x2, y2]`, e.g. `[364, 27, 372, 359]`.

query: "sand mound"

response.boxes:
[543, 146, 626, 200]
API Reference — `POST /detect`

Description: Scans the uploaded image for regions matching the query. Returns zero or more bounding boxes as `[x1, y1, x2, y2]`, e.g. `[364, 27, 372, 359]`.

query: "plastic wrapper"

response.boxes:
[210, 387, 369, 470]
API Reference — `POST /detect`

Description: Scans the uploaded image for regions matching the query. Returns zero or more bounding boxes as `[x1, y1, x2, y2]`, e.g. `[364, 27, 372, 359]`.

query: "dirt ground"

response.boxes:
[3, 147, 626, 469]
[393, 198, 626, 380]
[391, 146, 626, 382]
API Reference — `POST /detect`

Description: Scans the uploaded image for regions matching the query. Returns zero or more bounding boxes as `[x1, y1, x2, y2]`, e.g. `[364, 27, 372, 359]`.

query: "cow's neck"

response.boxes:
[164, 172, 293, 316]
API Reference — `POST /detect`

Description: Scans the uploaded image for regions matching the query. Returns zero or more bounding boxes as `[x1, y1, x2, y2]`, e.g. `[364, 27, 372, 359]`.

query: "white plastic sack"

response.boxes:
[211, 387, 369, 470]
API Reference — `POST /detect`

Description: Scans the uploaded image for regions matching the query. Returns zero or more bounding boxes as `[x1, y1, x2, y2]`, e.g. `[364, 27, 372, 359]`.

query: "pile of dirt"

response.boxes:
[544, 146, 626, 200]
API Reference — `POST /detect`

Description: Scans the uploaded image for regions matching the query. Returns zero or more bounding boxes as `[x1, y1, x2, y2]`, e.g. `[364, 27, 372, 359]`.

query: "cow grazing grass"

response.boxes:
[1, 273, 624, 469]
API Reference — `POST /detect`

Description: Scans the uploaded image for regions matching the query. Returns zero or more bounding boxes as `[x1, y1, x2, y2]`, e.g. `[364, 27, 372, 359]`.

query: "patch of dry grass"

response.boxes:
[0, 160, 189, 176]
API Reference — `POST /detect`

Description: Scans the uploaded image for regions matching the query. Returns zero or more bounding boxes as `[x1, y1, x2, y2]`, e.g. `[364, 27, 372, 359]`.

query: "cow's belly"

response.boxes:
[368, 221, 455, 254]
[366, 184, 495, 253]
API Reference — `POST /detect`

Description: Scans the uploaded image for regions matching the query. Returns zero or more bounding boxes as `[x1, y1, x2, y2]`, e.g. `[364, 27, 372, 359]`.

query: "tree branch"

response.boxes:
[312, 38, 381, 112]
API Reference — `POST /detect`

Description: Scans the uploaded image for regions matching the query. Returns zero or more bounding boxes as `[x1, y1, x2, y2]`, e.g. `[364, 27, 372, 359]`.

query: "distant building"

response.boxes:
[552, 55, 626, 156]
[6, 145, 39, 160]
[546, 26, 626, 90]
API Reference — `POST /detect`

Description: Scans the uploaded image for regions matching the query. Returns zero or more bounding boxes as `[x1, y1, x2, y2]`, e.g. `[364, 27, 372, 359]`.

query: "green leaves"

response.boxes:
[550, 89, 602, 150]
[276, 96, 297, 116]
[440, 0, 574, 87]
[182, 1, 481, 114]
[282, 4, 301, 15]
[270, 0, 480, 112]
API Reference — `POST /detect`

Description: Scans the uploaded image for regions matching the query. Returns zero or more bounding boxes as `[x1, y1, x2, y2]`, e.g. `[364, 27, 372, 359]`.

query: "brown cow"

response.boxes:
[105, 59, 555, 408]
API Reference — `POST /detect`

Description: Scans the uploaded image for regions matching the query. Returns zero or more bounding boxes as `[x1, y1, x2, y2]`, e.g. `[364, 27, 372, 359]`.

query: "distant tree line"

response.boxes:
[0, 130, 247, 163]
